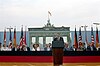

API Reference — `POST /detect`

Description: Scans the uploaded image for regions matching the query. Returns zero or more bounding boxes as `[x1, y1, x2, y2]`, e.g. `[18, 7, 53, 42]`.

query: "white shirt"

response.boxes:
[7, 48, 12, 51]
[47, 47, 51, 51]
[73, 48, 76, 51]
[31, 47, 40, 51]
[23, 47, 28, 51]
[1, 47, 8, 51]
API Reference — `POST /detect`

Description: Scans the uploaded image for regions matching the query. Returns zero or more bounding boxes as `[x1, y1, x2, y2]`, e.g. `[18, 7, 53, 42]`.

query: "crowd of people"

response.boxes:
[0, 42, 52, 51]
[64, 42, 100, 51]
[0, 42, 100, 51]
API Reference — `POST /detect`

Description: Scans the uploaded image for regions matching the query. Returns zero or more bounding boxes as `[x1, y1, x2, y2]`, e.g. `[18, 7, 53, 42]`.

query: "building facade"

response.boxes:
[28, 22, 71, 48]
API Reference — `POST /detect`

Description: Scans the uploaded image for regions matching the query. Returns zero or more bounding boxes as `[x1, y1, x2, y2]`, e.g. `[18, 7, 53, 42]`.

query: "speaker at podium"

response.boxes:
[52, 37, 64, 66]
[52, 41, 64, 48]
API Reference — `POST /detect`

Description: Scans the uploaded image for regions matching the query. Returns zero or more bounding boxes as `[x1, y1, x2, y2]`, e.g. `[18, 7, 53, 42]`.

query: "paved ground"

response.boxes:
[0, 62, 100, 66]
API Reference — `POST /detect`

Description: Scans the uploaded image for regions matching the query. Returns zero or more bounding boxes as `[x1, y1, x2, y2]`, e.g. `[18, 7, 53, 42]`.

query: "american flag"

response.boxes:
[9, 28, 12, 44]
[13, 27, 17, 48]
[19, 26, 24, 47]
[91, 26, 94, 43]
[23, 26, 27, 45]
[78, 27, 82, 44]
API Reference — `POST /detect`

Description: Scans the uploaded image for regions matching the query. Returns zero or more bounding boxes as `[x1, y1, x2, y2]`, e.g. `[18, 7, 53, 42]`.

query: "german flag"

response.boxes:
[74, 26, 78, 48]
[13, 27, 17, 48]
[96, 26, 99, 48]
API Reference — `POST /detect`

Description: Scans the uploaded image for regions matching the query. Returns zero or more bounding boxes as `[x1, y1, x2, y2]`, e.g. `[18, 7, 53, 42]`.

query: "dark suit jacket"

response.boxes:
[12, 47, 20, 51]
[21, 47, 30, 51]
[53, 37, 64, 42]
[44, 47, 52, 51]
[98, 48, 100, 51]
[87, 46, 97, 51]
[71, 48, 77, 51]
[53, 37, 64, 49]
[27, 47, 30, 51]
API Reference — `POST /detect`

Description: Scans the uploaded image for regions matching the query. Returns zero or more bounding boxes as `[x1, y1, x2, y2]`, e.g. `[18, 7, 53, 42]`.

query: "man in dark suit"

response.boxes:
[21, 44, 30, 51]
[44, 44, 52, 51]
[87, 42, 97, 51]
[71, 45, 77, 51]
[52, 33, 64, 66]
[54, 33, 64, 42]
[63, 43, 71, 51]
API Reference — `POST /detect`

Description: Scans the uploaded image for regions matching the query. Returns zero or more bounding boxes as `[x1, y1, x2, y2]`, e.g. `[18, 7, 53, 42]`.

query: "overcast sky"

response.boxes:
[0, 0, 100, 31]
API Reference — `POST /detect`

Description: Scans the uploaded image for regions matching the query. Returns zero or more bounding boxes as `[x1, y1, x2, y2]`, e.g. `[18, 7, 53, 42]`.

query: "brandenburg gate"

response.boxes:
[28, 22, 71, 48]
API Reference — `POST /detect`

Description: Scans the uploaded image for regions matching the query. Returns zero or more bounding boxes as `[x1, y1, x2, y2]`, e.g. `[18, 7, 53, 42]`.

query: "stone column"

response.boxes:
[36, 36, 39, 44]
[43, 36, 46, 47]
[29, 35, 32, 50]
[67, 35, 71, 47]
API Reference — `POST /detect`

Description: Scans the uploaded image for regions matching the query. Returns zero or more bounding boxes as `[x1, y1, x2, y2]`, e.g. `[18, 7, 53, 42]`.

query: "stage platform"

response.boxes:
[1, 62, 100, 66]
[0, 51, 100, 66]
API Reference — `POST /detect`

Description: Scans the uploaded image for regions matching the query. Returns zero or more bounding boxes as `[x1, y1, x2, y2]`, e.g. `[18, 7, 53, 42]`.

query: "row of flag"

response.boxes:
[74, 26, 99, 48]
[3, 26, 27, 48]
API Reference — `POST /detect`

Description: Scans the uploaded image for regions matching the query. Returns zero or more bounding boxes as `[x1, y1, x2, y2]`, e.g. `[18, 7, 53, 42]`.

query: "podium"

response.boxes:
[52, 41, 64, 66]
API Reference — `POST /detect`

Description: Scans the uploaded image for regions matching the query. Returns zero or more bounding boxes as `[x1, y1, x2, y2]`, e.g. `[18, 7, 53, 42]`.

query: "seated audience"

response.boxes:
[48, 43, 52, 48]
[20, 44, 30, 51]
[32, 44, 40, 51]
[7, 43, 12, 51]
[1, 44, 8, 51]
[64, 43, 70, 51]
[70, 45, 77, 51]
[12, 44, 19, 51]
[77, 42, 86, 51]
[44, 44, 52, 51]
[87, 42, 97, 51]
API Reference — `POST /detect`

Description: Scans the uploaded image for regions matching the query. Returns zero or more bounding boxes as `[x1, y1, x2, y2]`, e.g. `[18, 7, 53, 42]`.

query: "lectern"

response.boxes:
[52, 41, 64, 66]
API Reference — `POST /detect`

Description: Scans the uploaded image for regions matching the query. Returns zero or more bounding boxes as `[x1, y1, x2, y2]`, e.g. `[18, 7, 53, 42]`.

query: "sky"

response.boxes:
[0, 0, 100, 31]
